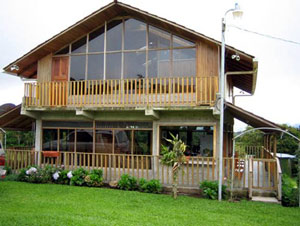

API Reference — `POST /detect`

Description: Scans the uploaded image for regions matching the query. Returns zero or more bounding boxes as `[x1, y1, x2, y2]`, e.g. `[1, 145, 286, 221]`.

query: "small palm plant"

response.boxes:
[160, 133, 187, 199]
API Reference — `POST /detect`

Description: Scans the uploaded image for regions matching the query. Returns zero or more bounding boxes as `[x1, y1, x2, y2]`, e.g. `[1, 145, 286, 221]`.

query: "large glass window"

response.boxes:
[160, 126, 214, 157]
[95, 130, 113, 153]
[134, 131, 151, 155]
[76, 129, 93, 153]
[56, 18, 196, 82]
[87, 54, 104, 80]
[124, 52, 146, 79]
[89, 27, 105, 52]
[114, 130, 131, 154]
[70, 55, 86, 81]
[124, 19, 146, 50]
[148, 50, 170, 78]
[106, 20, 123, 51]
[59, 129, 75, 152]
[42, 129, 58, 151]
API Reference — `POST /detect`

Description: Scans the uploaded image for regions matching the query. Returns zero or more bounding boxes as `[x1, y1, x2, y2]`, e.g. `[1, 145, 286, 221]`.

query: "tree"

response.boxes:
[160, 133, 187, 199]
[277, 124, 300, 155]
[235, 126, 263, 146]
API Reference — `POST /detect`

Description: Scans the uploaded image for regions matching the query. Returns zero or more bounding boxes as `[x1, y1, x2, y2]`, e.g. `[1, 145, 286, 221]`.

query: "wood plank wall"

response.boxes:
[37, 54, 52, 83]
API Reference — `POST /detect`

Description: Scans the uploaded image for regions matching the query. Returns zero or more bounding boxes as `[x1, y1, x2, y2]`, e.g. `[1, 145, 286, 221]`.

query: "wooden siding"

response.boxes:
[37, 54, 52, 83]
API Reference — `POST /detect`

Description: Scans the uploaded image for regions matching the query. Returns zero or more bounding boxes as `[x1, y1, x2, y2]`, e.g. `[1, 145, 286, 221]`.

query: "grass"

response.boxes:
[0, 182, 299, 226]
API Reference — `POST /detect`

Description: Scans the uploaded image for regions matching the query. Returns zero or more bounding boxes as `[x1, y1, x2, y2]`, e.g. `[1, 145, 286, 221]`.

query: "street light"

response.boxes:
[218, 3, 243, 201]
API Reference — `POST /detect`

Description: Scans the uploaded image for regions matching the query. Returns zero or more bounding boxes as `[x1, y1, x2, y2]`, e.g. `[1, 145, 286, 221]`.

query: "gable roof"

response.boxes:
[3, 1, 257, 93]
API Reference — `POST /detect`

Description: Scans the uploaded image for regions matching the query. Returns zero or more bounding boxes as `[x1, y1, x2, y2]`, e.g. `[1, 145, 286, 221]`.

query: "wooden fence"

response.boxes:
[5, 149, 278, 192]
[24, 76, 218, 108]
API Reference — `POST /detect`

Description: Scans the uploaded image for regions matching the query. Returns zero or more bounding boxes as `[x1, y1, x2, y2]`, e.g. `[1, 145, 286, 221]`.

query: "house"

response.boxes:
[1, 1, 282, 199]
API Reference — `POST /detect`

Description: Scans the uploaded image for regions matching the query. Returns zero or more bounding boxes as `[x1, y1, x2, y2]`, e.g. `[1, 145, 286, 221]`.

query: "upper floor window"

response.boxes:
[54, 18, 196, 81]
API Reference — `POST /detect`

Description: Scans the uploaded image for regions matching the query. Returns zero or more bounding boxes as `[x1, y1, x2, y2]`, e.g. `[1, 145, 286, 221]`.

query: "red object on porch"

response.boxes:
[42, 151, 60, 157]
[0, 156, 5, 166]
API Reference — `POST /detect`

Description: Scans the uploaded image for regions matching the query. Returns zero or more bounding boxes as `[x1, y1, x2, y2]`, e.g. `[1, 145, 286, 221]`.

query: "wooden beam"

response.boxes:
[145, 108, 159, 119]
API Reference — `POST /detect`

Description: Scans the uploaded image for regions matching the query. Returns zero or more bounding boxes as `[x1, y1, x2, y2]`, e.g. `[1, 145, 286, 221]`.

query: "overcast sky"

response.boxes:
[0, 0, 299, 130]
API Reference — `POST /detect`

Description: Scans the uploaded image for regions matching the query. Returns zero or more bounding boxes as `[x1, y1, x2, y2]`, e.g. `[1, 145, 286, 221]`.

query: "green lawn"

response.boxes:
[0, 182, 299, 226]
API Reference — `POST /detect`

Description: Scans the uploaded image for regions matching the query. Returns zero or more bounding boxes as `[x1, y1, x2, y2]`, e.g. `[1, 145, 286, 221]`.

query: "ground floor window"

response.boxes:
[42, 121, 152, 155]
[160, 126, 214, 157]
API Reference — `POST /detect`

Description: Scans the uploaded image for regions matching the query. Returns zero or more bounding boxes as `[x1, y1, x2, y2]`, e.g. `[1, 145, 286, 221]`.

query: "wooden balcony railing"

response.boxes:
[24, 76, 218, 108]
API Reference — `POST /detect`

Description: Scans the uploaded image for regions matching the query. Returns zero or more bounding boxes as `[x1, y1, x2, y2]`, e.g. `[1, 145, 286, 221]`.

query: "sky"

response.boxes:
[0, 0, 299, 131]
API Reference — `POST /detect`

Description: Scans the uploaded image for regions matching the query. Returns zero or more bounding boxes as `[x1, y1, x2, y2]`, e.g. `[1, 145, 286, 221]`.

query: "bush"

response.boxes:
[118, 174, 138, 190]
[70, 168, 88, 186]
[85, 169, 103, 187]
[200, 180, 227, 200]
[54, 170, 70, 185]
[282, 174, 299, 207]
[17, 165, 56, 184]
[139, 178, 162, 194]
[4, 165, 12, 175]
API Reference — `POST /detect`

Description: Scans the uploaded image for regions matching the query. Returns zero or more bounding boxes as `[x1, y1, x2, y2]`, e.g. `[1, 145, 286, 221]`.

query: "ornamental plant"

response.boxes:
[160, 133, 187, 199]
[118, 174, 138, 190]
[85, 169, 104, 187]
[70, 168, 88, 186]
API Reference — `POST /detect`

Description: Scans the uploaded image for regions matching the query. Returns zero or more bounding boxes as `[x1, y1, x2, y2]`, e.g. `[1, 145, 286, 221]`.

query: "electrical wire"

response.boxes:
[229, 25, 300, 46]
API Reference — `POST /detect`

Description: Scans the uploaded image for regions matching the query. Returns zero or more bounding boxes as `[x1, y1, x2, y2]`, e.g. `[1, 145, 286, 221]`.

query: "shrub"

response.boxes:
[4, 165, 12, 175]
[54, 170, 70, 185]
[282, 174, 299, 207]
[200, 180, 227, 200]
[118, 174, 138, 190]
[70, 168, 88, 186]
[139, 178, 162, 194]
[85, 169, 103, 187]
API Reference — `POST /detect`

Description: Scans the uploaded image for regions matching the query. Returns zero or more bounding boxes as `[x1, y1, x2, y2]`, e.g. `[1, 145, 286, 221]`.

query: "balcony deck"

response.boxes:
[23, 76, 218, 109]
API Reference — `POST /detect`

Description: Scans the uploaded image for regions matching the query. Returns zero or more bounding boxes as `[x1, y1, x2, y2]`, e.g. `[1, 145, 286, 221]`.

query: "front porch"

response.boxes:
[5, 147, 281, 198]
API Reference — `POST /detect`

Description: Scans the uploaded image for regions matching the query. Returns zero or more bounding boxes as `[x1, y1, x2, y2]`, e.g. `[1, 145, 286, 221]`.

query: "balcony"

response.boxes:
[23, 76, 218, 109]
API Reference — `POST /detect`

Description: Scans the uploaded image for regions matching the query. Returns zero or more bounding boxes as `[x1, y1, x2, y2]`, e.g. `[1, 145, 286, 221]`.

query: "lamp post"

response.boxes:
[218, 3, 243, 201]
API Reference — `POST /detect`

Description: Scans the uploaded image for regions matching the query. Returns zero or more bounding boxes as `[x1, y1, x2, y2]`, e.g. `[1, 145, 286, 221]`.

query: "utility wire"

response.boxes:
[229, 25, 300, 46]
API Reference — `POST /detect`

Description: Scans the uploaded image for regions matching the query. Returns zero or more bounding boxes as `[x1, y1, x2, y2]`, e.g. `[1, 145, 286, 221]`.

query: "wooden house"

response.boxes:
[1, 1, 282, 199]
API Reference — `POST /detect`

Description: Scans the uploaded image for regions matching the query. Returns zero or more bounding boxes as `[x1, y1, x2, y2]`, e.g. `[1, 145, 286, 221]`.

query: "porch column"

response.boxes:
[152, 121, 159, 180]
[35, 119, 42, 166]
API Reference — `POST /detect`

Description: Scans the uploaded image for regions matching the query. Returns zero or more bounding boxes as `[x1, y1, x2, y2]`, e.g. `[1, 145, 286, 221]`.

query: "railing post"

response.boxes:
[248, 157, 253, 199]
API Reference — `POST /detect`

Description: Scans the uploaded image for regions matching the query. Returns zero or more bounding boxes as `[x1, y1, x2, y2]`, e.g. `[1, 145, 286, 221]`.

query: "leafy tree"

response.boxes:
[6, 131, 34, 148]
[160, 133, 187, 199]
[235, 126, 263, 146]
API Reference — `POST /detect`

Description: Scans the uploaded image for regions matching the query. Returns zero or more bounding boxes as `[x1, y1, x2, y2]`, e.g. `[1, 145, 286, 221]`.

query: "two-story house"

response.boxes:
[1, 1, 282, 199]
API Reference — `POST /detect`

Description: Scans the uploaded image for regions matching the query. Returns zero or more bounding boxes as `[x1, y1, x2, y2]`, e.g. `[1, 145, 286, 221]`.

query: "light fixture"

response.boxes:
[232, 3, 243, 19]
[10, 65, 19, 71]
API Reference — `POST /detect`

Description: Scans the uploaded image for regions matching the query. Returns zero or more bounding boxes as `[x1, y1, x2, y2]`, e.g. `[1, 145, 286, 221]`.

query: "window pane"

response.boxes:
[173, 48, 196, 77]
[87, 54, 104, 80]
[124, 19, 146, 50]
[134, 131, 151, 155]
[89, 26, 105, 52]
[55, 46, 69, 55]
[96, 121, 152, 129]
[95, 130, 113, 153]
[114, 130, 131, 154]
[106, 52, 121, 79]
[70, 55, 86, 81]
[59, 129, 75, 152]
[106, 20, 122, 51]
[43, 121, 93, 128]
[124, 52, 146, 79]
[76, 129, 93, 153]
[149, 26, 171, 49]
[71, 36, 87, 53]
[173, 35, 195, 48]
[148, 50, 170, 78]
[160, 126, 213, 157]
[42, 129, 58, 151]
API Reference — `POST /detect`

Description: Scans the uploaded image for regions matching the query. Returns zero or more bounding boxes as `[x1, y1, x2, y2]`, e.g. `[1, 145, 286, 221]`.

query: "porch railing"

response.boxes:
[5, 149, 278, 192]
[23, 76, 218, 108]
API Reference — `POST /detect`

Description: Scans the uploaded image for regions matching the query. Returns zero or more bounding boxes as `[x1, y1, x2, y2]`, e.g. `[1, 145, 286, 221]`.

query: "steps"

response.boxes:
[252, 196, 280, 204]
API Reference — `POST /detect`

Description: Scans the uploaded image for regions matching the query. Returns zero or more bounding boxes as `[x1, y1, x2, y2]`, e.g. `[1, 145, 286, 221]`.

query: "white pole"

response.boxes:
[218, 17, 226, 201]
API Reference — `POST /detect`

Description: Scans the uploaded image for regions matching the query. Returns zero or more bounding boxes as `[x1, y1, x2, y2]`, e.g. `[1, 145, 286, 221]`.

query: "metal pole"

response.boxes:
[218, 17, 226, 201]
[230, 139, 236, 200]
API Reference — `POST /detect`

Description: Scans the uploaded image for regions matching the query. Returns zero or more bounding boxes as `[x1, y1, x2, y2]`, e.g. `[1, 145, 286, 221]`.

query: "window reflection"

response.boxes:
[106, 20, 123, 51]
[160, 126, 214, 157]
[149, 26, 171, 49]
[106, 52, 122, 79]
[124, 52, 146, 79]
[124, 19, 146, 50]
[42, 129, 58, 151]
[88, 54, 104, 80]
[71, 37, 87, 53]
[76, 129, 93, 153]
[173, 35, 194, 48]
[95, 130, 113, 153]
[134, 131, 151, 155]
[173, 48, 196, 77]
[70, 55, 86, 81]
[148, 50, 170, 78]
[89, 27, 104, 52]
[114, 130, 131, 154]
[59, 129, 75, 152]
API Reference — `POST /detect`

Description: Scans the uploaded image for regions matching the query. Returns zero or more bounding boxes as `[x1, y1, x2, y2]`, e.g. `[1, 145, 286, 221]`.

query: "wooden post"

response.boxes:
[248, 157, 253, 199]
